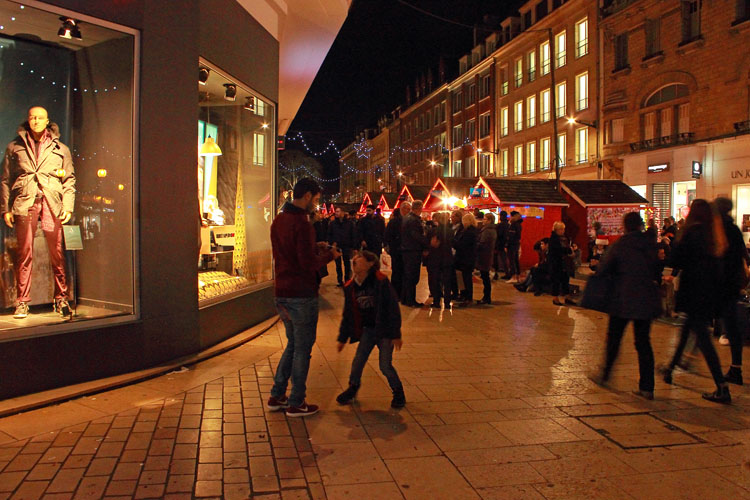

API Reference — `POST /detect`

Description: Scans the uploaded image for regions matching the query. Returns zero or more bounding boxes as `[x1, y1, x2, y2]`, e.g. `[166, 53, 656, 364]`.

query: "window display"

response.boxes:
[0, 1, 136, 334]
[198, 62, 274, 305]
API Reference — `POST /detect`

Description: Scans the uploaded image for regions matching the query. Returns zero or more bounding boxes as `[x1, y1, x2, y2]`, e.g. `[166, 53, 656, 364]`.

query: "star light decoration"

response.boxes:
[353, 137, 373, 159]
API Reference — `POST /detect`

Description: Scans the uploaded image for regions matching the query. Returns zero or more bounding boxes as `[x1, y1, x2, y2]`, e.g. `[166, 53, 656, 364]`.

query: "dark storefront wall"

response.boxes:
[0, 0, 278, 400]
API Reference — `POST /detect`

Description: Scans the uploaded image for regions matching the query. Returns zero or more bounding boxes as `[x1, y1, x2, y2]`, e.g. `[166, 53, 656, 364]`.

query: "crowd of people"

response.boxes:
[269, 178, 749, 417]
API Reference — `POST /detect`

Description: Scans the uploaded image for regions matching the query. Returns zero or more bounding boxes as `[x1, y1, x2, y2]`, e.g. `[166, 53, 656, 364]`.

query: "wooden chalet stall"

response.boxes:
[393, 184, 432, 211]
[561, 180, 649, 259]
[471, 178, 569, 269]
[423, 177, 478, 213]
[377, 192, 399, 218]
[358, 191, 382, 214]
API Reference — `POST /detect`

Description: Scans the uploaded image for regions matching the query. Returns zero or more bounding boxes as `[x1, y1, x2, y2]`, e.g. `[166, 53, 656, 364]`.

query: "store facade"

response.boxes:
[0, 0, 348, 400]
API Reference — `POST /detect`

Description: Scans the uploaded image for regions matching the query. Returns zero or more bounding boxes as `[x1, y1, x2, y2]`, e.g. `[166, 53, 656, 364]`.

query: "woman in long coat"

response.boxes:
[548, 221, 575, 306]
[452, 213, 478, 306]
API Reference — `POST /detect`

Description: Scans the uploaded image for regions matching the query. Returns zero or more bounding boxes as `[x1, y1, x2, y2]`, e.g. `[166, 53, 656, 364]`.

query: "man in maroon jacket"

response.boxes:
[267, 179, 340, 417]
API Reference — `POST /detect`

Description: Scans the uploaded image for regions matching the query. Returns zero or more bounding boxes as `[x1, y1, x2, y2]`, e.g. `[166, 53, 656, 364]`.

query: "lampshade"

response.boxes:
[200, 136, 222, 156]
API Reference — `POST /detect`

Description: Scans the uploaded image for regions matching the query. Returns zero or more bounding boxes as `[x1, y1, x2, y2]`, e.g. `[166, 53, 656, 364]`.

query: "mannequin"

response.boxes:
[1, 106, 76, 319]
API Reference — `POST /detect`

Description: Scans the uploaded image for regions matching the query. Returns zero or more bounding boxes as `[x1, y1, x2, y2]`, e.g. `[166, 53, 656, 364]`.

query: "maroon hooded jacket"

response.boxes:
[272, 202, 334, 298]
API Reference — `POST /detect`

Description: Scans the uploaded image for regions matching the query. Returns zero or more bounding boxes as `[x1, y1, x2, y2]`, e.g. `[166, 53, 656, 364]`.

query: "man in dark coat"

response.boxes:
[505, 211, 523, 282]
[357, 204, 385, 256]
[495, 210, 509, 280]
[590, 212, 661, 400]
[400, 200, 427, 307]
[425, 212, 454, 308]
[475, 213, 497, 304]
[327, 207, 356, 286]
[384, 204, 408, 300]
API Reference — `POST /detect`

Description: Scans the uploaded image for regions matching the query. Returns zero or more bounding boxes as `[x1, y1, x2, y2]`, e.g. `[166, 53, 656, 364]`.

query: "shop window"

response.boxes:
[651, 183, 671, 225]
[0, 1, 137, 333]
[198, 62, 275, 305]
[673, 181, 696, 220]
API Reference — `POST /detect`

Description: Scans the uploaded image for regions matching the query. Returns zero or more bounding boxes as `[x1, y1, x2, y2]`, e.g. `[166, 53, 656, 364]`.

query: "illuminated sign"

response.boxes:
[648, 163, 669, 173]
[692, 161, 702, 179]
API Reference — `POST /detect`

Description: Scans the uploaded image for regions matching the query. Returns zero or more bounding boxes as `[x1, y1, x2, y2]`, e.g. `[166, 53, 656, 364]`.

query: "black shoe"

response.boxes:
[725, 368, 744, 386]
[514, 284, 527, 292]
[657, 365, 673, 384]
[391, 389, 406, 408]
[476, 298, 491, 305]
[632, 389, 654, 400]
[702, 386, 731, 404]
[54, 299, 71, 317]
[336, 384, 359, 405]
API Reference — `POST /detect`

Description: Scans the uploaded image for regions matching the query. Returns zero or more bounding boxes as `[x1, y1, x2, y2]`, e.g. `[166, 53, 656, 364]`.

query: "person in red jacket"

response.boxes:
[267, 179, 340, 417]
[335, 250, 405, 408]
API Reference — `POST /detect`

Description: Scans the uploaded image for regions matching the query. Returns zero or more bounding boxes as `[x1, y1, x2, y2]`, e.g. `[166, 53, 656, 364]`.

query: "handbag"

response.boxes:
[580, 273, 612, 313]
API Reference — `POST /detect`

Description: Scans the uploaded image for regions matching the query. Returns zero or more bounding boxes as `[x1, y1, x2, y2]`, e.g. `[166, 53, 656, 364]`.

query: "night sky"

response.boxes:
[288, 0, 524, 192]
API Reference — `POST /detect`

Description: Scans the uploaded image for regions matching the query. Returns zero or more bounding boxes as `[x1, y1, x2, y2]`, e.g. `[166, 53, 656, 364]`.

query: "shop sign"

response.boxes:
[213, 225, 236, 247]
[588, 207, 632, 236]
[499, 206, 545, 219]
[469, 187, 485, 198]
[692, 161, 702, 179]
[648, 163, 669, 173]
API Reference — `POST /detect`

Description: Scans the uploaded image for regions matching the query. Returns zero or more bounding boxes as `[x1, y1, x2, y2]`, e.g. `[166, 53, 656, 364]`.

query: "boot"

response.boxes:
[336, 384, 359, 405]
[724, 367, 743, 386]
[390, 388, 406, 409]
[702, 385, 731, 404]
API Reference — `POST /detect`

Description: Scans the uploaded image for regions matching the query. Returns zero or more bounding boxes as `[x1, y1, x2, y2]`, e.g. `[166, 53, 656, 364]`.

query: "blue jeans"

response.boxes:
[271, 296, 319, 407]
[348, 327, 403, 392]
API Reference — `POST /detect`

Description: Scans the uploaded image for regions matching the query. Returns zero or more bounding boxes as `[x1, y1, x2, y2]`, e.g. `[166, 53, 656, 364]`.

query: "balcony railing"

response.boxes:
[629, 132, 695, 152]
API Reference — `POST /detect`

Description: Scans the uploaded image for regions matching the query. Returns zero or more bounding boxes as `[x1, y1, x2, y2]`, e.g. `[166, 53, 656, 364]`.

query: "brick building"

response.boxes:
[600, 0, 750, 229]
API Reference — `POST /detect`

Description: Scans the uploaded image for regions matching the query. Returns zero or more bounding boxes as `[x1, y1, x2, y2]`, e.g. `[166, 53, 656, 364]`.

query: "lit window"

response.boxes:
[528, 50, 536, 82]
[575, 18, 588, 58]
[500, 149, 509, 176]
[541, 137, 550, 170]
[540, 40, 550, 75]
[514, 101, 524, 132]
[575, 127, 588, 164]
[515, 58, 523, 87]
[555, 30, 566, 68]
[501, 107, 509, 136]
[575, 72, 588, 111]
[541, 88, 551, 122]
[556, 81, 566, 118]
[527, 95, 536, 128]
[253, 133, 265, 165]
[558, 133, 567, 166]
[514, 145, 523, 175]
[527, 141, 537, 172]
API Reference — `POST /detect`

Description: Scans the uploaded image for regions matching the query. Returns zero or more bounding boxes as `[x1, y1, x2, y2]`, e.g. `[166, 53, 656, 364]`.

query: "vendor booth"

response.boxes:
[561, 180, 649, 260]
[378, 192, 399, 217]
[394, 184, 431, 210]
[424, 177, 478, 212]
[471, 178, 569, 269]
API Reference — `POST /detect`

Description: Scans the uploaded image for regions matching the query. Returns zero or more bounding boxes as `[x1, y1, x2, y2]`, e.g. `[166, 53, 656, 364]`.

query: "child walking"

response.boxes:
[336, 250, 405, 408]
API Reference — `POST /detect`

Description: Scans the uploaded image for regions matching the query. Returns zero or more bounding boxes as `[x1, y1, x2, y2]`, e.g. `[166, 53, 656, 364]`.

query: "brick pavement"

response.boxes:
[0, 270, 749, 499]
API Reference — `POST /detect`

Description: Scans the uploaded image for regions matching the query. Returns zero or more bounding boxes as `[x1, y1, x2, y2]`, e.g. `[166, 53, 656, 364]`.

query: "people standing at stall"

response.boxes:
[425, 212, 454, 309]
[662, 199, 731, 403]
[475, 212, 497, 305]
[589, 212, 661, 400]
[449, 209, 465, 302]
[384, 204, 408, 300]
[505, 211, 523, 283]
[453, 213, 478, 306]
[327, 207, 356, 286]
[400, 200, 427, 307]
[549, 221, 576, 306]
[495, 210, 509, 280]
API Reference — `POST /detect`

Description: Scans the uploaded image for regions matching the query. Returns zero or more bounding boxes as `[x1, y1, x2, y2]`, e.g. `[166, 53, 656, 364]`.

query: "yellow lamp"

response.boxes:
[200, 136, 222, 156]
[118, 184, 125, 191]
[97, 169, 107, 178]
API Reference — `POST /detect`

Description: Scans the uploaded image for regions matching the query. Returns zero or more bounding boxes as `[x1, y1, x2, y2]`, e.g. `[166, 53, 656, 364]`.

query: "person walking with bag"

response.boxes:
[336, 251, 405, 408]
[475, 212, 497, 304]
[661, 199, 731, 403]
[589, 212, 661, 399]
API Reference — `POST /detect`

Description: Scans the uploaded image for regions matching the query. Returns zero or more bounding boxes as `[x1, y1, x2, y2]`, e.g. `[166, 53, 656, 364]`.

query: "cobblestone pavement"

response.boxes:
[1, 270, 750, 499]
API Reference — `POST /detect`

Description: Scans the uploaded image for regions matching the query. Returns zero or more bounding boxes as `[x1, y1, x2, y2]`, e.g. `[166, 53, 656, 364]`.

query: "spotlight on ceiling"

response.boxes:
[58, 17, 82, 40]
[223, 84, 237, 102]
[243, 96, 255, 111]
[198, 67, 210, 85]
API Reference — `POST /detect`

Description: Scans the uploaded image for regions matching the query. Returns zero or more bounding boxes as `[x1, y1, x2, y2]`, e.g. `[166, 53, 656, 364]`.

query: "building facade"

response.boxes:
[0, 0, 348, 399]
[600, 0, 750, 230]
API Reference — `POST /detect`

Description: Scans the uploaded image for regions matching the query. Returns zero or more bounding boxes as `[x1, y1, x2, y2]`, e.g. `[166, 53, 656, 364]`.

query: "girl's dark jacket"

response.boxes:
[548, 231, 573, 277]
[670, 223, 720, 320]
[338, 270, 401, 344]
[452, 224, 478, 272]
[597, 230, 661, 320]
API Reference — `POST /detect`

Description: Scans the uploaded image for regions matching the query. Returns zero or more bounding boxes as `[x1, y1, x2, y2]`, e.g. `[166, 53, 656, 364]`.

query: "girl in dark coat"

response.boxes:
[590, 212, 661, 399]
[662, 199, 731, 403]
[548, 221, 576, 306]
[452, 213, 478, 305]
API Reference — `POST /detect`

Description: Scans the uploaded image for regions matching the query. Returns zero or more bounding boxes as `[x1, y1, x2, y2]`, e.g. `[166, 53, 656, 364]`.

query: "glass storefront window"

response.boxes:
[734, 184, 750, 243]
[198, 61, 274, 305]
[0, 1, 136, 335]
[673, 180, 696, 221]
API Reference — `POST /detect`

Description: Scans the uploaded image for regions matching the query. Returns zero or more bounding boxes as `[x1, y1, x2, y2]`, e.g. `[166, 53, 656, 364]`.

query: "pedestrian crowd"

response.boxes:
[270, 178, 750, 419]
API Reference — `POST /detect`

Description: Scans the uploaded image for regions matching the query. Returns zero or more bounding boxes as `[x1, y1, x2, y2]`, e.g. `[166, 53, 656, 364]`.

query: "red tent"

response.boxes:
[423, 177, 478, 212]
[377, 192, 399, 217]
[393, 184, 432, 210]
[358, 191, 381, 214]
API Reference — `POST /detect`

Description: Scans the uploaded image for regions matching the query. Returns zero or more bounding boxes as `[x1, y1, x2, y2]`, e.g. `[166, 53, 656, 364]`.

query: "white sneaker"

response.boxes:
[719, 334, 730, 346]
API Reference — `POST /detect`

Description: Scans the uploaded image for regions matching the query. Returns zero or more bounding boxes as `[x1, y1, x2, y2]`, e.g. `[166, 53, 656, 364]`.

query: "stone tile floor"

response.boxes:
[0, 270, 749, 499]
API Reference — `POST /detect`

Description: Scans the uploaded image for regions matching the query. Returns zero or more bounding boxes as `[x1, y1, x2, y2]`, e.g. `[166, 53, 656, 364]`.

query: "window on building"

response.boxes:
[575, 72, 588, 111]
[479, 154, 490, 176]
[681, 0, 701, 43]
[556, 81, 567, 118]
[440, 131, 447, 149]
[605, 118, 624, 144]
[441, 101, 447, 122]
[678, 103, 690, 134]
[453, 160, 463, 177]
[501, 106, 509, 136]
[528, 50, 537, 82]
[536, 1, 549, 20]
[453, 91, 463, 112]
[426, 111, 432, 130]
[558, 133, 567, 166]
[253, 134, 265, 165]
[514, 145, 524, 175]
[523, 10, 532, 30]
[660, 108, 673, 138]
[500, 149, 509, 176]
[468, 83, 477, 104]
[645, 18, 661, 57]
[527, 95, 537, 128]
[480, 74, 491, 99]
[645, 84, 689, 107]
[737, 0, 750, 23]
[527, 141, 537, 172]
[464, 157, 475, 176]
[433, 104, 439, 126]
[501, 67, 509, 95]
[541, 88, 551, 122]
[614, 33, 629, 71]
[643, 112, 656, 140]
[541, 137, 551, 170]
[515, 58, 523, 87]
[575, 127, 588, 163]
[515, 101, 524, 131]
[480, 112, 491, 137]
[453, 124, 463, 145]
[555, 30, 566, 68]
[540, 41, 551, 76]
[575, 17, 588, 58]
[467, 119, 476, 141]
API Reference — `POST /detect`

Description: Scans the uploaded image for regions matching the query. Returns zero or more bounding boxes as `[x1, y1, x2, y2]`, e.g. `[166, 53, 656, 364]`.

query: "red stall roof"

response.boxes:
[424, 177, 478, 211]
[358, 191, 381, 213]
[394, 184, 431, 209]
[474, 178, 569, 207]
[379, 192, 399, 211]
[561, 180, 648, 207]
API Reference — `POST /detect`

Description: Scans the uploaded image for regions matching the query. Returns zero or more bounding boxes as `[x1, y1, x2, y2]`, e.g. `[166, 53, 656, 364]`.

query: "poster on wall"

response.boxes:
[499, 206, 545, 219]
[742, 214, 750, 233]
[587, 207, 634, 236]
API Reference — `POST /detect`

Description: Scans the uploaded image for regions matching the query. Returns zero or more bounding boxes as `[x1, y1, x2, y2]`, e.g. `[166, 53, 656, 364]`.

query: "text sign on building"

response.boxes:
[648, 163, 669, 173]
[692, 161, 702, 179]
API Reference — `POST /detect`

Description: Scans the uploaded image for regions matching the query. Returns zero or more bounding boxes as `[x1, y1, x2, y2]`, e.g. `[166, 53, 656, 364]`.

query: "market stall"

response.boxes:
[423, 177, 478, 212]
[377, 192, 399, 218]
[470, 178, 569, 269]
[358, 191, 383, 214]
[393, 184, 432, 210]
[561, 180, 648, 260]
